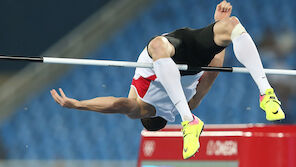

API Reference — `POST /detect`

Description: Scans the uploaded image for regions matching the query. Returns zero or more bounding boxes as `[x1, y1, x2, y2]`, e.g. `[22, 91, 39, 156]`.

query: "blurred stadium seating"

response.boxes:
[0, 0, 295, 161]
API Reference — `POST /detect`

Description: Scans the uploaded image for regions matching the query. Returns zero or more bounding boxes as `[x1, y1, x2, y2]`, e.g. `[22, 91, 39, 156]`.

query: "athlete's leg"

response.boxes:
[148, 36, 204, 159]
[213, 16, 271, 95]
[148, 36, 194, 122]
[213, 17, 285, 121]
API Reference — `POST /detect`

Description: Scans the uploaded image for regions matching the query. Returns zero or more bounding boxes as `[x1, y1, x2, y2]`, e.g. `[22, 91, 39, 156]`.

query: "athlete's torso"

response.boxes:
[131, 24, 224, 122]
[131, 48, 203, 122]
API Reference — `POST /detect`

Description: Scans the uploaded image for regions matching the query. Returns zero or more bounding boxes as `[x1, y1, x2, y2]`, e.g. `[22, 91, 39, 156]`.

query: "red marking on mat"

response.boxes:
[132, 75, 157, 98]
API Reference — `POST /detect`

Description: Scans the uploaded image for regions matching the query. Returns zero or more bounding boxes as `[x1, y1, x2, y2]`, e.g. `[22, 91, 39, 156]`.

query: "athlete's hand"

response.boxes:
[214, 0, 232, 21]
[50, 88, 80, 109]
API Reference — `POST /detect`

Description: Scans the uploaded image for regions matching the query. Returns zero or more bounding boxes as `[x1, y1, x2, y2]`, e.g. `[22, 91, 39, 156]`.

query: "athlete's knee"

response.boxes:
[148, 36, 168, 53]
[148, 36, 175, 61]
[218, 16, 240, 35]
[229, 17, 247, 40]
[229, 16, 240, 26]
[214, 16, 246, 46]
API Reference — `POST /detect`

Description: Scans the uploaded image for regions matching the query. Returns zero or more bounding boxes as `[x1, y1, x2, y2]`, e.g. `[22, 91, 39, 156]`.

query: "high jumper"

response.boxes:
[46, 0, 286, 159]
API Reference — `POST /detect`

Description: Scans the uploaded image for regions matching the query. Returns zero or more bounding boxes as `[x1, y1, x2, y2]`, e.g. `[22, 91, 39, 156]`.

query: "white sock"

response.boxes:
[153, 58, 194, 122]
[232, 29, 271, 95]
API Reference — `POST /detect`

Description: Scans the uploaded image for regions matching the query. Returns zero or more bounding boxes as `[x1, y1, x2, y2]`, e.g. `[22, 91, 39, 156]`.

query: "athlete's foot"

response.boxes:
[260, 88, 285, 121]
[181, 115, 204, 159]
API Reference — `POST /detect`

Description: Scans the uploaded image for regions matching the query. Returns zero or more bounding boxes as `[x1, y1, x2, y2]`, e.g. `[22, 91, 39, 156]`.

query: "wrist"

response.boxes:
[74, 100, 83, 109]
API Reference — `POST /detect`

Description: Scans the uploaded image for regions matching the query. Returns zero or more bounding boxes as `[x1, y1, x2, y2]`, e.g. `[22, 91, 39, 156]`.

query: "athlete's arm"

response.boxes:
[50, 88, 140, 117]
[188, 50, 225, 110]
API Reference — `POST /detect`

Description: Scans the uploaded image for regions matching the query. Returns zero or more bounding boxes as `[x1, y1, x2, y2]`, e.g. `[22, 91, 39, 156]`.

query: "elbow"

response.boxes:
[111, 98, 132, 114]
[112, 98, 125, 108]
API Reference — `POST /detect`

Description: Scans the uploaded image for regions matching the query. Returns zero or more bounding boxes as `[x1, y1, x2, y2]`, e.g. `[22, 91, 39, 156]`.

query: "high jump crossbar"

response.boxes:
[0, 55, 296, 76]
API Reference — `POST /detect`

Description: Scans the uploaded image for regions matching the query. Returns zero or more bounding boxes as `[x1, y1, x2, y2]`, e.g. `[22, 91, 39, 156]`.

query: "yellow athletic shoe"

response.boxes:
[181, 115, 204, 159]
[260, 88, 285, 121]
